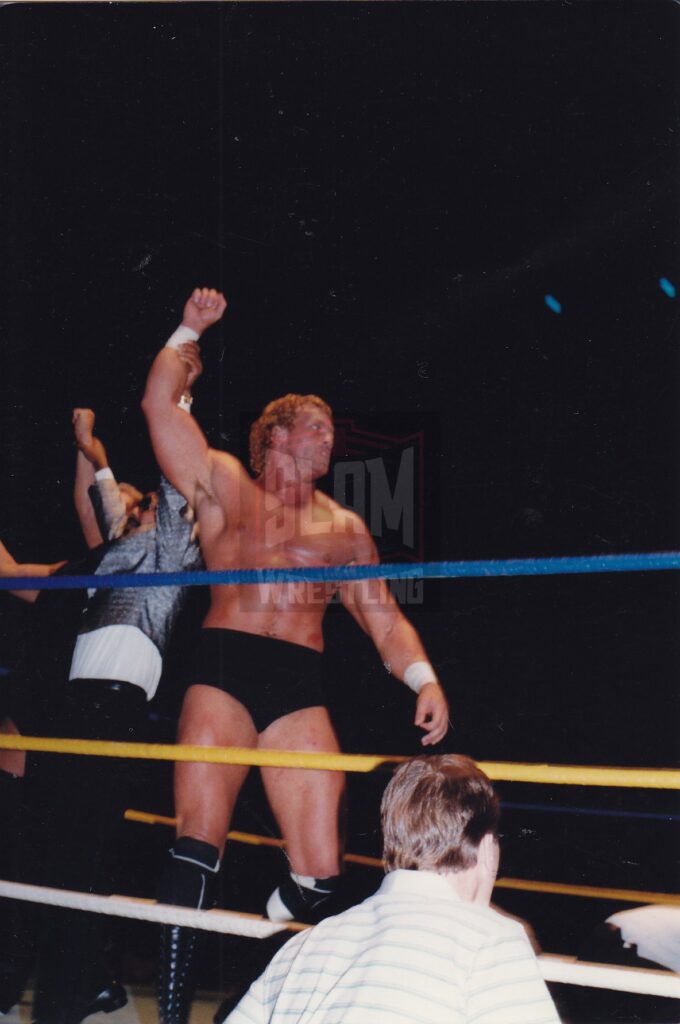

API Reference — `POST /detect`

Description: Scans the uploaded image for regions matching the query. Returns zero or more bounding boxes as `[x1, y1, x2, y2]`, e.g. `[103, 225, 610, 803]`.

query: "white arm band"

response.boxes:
[403, 661, 438, 694]
[167, 327, 197, 413]
[93, 471, 127, 540]
[165, 324, 199, 351]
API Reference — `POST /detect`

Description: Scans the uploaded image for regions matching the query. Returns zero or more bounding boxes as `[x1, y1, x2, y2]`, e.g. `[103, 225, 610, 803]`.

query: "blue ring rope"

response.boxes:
[2, 550, 680, 591]
[501, 801, 680, 823]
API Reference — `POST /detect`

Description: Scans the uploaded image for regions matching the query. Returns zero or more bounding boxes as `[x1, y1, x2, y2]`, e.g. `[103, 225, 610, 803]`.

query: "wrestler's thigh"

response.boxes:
[258, 707, 345, 875]
[178, 683, 258, 747]
[175, 685, 258, 850]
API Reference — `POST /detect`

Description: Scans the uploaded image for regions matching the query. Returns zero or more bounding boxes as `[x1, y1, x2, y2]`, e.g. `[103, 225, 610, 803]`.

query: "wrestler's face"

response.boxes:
[119, 484, 144, 516]
[128, 491, 158, 529]
[285, 405, 334, 479]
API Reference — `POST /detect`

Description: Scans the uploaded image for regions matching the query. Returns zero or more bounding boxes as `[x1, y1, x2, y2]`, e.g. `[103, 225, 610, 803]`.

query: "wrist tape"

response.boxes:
[403, 660, 438, 694]
[165, 324, 199, 352]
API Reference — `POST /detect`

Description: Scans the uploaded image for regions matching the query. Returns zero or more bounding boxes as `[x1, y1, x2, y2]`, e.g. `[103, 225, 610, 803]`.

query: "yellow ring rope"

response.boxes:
[478, 760, 680, 790]
[0, 735, 400, 772]
[124, 811, 680, 907]
[2, 734, 680, 788]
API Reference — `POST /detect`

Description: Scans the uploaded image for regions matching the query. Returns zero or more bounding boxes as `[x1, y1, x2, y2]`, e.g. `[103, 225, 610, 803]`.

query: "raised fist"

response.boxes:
[72, 408, 107, 469]
[181, 287, 228, 336]
[72, 408, 96, 447]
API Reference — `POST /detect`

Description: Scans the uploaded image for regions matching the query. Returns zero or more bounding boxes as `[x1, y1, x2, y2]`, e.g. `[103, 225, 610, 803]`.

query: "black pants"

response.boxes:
[28, 680, 147, 1024]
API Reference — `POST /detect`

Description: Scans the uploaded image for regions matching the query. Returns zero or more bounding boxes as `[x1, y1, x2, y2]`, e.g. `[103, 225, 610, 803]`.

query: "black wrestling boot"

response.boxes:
[76, 980, 128, 1019]
[158, 926, 198, 1024]
[156, 838, 220, 1024]
[32, 980, 128, 1024]
[266, 872, 342, 924]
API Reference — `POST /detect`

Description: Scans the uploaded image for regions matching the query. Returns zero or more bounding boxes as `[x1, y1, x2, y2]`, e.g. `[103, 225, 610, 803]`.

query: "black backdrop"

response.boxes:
[1, 0, 679, 969]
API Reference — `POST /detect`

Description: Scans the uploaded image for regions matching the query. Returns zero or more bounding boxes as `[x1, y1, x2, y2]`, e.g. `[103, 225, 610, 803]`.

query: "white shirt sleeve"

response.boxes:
[467, 925, 561, 1024]
[93, 469, 127, 540]
[225, 932, 308, 1024]
[224, 975, 269, 1024]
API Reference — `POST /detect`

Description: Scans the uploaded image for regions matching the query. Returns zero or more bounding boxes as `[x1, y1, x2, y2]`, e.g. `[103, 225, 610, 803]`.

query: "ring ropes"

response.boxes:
[2, 551, 679, 999]
[124, 811, 680, 908]
[0, 736, 678, 789]
[3, 549, 680, 592]
[0, 880, 678, 1000]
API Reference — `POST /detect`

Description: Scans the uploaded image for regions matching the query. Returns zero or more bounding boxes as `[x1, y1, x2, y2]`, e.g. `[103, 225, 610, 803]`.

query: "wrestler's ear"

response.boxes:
[270, 424, 289, 450]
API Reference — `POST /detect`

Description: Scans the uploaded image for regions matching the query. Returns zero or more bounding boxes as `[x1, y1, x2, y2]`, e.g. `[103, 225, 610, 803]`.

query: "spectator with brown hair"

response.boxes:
[226, 754, 560, 1024]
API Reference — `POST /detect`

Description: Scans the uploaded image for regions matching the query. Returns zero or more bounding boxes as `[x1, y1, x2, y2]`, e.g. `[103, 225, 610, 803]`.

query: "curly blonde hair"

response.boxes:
[249, 394, 333, 475]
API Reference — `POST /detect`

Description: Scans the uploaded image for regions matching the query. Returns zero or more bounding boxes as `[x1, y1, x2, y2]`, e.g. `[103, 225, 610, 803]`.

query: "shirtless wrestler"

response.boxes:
[142, 288, 450, 1024]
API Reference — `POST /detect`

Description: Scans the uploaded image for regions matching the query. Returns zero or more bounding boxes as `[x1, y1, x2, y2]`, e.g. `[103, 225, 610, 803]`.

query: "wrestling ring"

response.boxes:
[1, 551, 679, 1012]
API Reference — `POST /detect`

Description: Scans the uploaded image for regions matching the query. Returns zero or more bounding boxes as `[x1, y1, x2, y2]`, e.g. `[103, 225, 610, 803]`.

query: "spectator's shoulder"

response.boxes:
[461, 901, 535, 946]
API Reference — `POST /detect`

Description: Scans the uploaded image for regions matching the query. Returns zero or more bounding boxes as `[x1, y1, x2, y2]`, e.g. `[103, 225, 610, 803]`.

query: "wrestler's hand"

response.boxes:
[72, 407, 96, 446]
[0, 539, 19, 575]
[182, 287, 228, 337]
[415, 682, 450, 746]
[178, 341, 203, 390]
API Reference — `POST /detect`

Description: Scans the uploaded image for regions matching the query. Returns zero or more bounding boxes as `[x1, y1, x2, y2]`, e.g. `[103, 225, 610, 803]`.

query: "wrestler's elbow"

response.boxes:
[141, 383, 163, 423]
[142, 355, 178, 417]
[371, 616, 398, 656]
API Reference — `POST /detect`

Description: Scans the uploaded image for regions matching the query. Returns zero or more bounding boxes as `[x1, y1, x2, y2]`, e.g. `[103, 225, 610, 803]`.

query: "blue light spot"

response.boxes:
[544, 294, 562, 314]
[659, 277, 676, 298]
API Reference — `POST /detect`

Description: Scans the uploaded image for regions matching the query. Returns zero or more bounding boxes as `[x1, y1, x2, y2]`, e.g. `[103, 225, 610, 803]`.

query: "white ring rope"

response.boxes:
[538, 954, 680, 999]
[1, 879, 679, 998]
[0, 879, 290, 939]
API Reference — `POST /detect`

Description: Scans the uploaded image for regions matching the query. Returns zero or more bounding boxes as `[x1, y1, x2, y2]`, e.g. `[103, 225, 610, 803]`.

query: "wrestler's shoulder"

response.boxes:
[316, 492, 372, 536]
[209, 448, 252, 484]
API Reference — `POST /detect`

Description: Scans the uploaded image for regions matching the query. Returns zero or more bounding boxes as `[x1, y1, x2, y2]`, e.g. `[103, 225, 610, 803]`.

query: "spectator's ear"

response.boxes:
[479, 833, 500, 873]
[474, 834, 499, 905]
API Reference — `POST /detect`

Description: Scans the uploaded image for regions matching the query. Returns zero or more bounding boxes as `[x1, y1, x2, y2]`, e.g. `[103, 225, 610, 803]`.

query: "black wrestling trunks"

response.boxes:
[192, 628, 326, 733]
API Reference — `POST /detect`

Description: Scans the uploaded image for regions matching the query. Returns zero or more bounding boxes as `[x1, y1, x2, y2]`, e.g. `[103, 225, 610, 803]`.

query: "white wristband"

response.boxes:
[165, 324, 199, 351]
[403, 661, 438, 694]
[94, 467, 114, 481]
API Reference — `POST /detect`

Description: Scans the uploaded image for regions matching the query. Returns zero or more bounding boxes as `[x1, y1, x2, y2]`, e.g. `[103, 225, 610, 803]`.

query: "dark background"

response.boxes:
[1, 0, 679, 985]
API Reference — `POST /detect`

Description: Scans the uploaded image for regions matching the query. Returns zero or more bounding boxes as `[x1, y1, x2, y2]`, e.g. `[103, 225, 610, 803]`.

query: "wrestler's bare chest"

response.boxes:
[202, 488, 353, 571]
[198, 484, 356, 644]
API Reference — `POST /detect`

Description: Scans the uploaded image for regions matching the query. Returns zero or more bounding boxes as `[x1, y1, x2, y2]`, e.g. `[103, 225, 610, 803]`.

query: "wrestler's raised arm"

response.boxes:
[142, 288, 228, 510]
[338, 517, 450, 746]
[72, 407, 122, 548]
[0, 539, 66, 604]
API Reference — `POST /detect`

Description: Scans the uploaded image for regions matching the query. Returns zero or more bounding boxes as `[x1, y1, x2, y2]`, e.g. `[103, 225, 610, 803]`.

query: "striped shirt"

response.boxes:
[227, 870, 560, 1024]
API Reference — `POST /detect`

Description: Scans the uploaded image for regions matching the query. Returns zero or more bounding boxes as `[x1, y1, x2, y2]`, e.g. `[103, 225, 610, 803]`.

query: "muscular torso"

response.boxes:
[197, 458, 368, 651]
